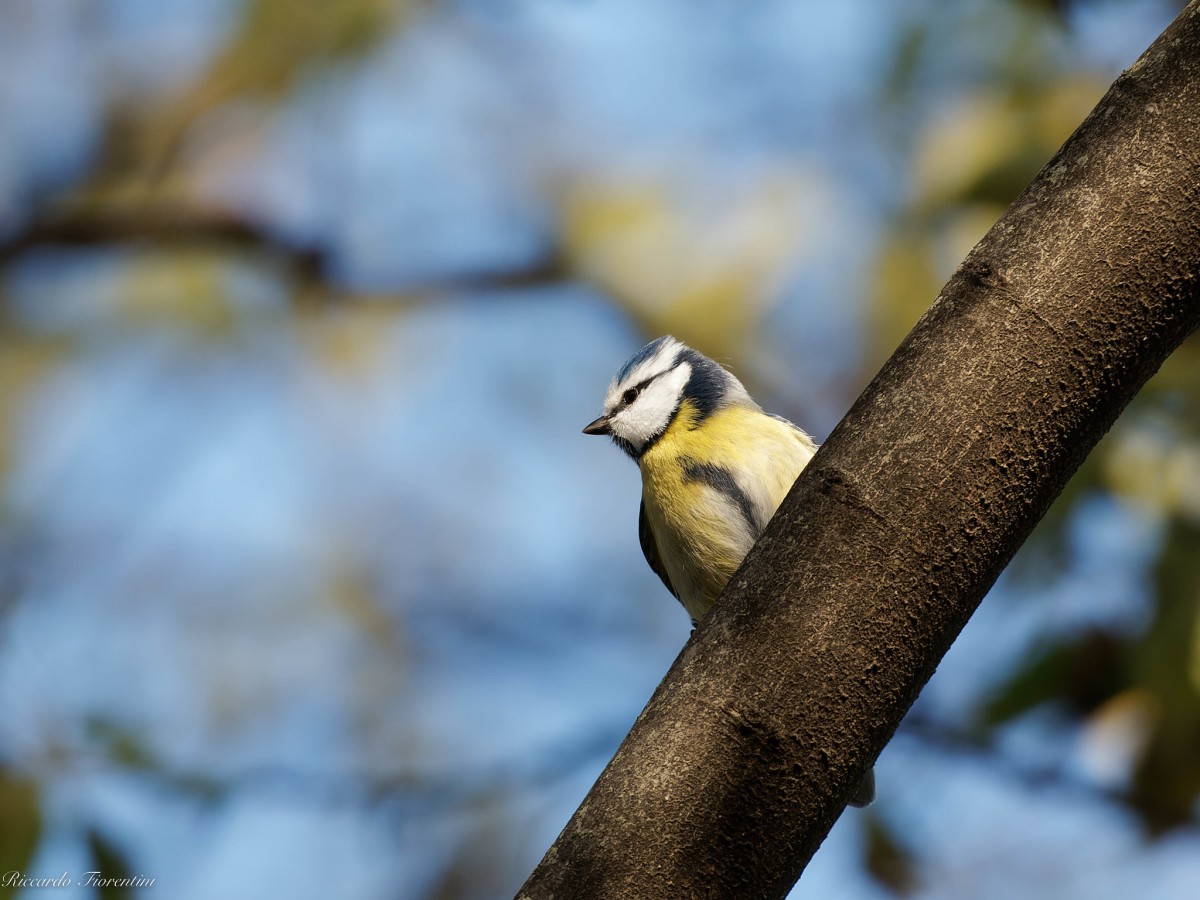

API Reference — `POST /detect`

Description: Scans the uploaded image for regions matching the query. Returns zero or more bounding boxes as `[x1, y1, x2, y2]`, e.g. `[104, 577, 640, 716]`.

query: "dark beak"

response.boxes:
[582, 415, 612, 436]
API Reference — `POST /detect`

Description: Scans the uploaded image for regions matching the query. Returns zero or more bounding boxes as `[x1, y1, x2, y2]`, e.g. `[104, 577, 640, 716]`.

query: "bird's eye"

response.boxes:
[622, 388, 639, 405]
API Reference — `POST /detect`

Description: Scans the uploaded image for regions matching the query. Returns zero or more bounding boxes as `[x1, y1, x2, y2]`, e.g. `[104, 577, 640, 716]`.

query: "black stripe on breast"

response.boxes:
[679, 458, 762, 536]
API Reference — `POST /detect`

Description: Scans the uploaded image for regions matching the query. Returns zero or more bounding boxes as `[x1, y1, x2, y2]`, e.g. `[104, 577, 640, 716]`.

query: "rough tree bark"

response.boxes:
[519, 5, 1200, 899]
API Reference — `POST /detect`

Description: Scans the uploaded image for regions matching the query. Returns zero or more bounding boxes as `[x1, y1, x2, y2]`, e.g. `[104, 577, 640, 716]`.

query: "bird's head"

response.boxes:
[583, 336, 755, 459]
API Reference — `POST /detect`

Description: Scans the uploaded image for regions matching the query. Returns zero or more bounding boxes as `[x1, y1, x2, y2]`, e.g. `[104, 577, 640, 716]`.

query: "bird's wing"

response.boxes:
[770, 413, 819, 451]
[638, 500, 678, 600]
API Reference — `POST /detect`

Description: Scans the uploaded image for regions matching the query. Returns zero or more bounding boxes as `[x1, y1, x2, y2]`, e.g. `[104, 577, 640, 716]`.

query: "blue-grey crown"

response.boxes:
[616, 335, 675, 384]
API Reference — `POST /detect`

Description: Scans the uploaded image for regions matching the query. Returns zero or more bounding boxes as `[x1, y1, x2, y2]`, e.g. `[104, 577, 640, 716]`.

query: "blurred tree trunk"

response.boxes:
[518, 4, 1200, 899]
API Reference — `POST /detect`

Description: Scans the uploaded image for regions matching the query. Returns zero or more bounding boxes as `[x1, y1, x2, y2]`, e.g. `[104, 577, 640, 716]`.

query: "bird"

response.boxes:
[583, 335, 875, 807]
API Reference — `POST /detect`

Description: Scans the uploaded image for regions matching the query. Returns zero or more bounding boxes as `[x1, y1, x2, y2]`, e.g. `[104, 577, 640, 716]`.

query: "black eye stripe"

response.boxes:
[621, 376, 657, 405]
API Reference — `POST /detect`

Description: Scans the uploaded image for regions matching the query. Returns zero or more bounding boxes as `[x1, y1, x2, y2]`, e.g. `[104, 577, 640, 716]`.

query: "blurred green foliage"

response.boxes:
[0, 773, 40, 900]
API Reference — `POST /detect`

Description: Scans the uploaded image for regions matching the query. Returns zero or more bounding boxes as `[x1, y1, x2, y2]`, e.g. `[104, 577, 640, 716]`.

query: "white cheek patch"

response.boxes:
[611, 362, 691, 450]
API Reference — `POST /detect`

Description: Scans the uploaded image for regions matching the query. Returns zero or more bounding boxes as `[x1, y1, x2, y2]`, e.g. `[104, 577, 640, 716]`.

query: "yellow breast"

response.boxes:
[638, 400, 816, 622]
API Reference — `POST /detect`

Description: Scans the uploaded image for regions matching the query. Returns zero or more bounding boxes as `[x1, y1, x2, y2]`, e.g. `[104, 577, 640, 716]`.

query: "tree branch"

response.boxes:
[0, 205, 567, 300]
[518, 5, 1200, 898]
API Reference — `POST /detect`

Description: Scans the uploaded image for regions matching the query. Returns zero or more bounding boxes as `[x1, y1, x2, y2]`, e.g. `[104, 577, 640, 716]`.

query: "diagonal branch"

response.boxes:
[518, 4, 1200, 898]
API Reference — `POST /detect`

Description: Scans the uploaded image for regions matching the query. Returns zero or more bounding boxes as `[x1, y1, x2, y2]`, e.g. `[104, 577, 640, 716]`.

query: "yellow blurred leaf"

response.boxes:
[211, 0, 400, 97]
[1033, 76, 1107, 148]
[561, 172, 822, 356]
[0, 338, 68, 479]
[298, 303, 404, 381]
[912, 76, 1107, 214]
[108, 248, 270, 337]
[868, 231, 941, 358]
[913, 90, 1024, 206]
[1102, 424, 1200, 521]
[1192, 609, 1200, 702]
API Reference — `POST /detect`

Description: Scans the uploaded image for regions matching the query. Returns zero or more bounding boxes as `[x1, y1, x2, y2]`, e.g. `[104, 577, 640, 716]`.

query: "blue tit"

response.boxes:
[583, 335, 817, 625]
[584, 335, 875, 807]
